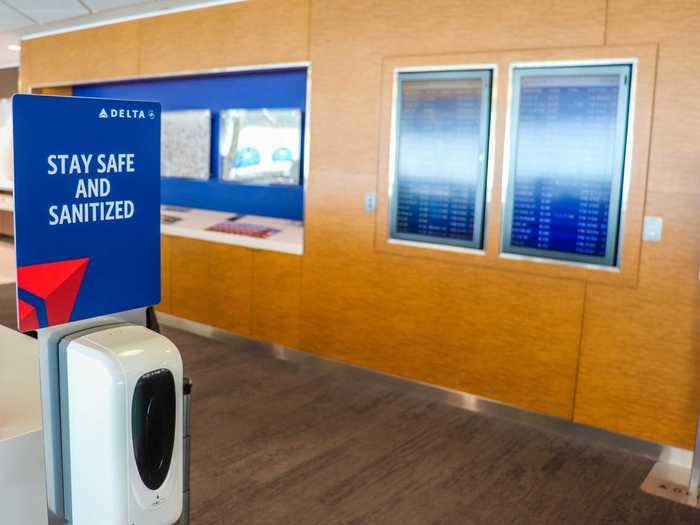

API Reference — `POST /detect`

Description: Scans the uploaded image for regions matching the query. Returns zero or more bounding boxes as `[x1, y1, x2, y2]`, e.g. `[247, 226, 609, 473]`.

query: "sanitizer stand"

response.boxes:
[641, 419, 700, 508]
[38, 308, 184, 525]
[12, 94, 180, 525]
[688, 420, 700, 502]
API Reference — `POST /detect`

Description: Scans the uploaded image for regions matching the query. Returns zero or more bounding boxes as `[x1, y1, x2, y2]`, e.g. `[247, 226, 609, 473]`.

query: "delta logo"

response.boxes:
[17, 257, 89, 331]
[98, 107, 155, 120]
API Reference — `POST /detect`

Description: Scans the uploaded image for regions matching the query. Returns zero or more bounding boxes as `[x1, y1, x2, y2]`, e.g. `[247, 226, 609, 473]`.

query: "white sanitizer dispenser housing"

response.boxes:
[58, 324, 183, 525]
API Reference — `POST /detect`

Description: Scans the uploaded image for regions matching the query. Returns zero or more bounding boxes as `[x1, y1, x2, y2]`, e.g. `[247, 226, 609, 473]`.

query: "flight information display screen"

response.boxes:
[502, 64, 632, 266]
[390, 70, 492, 250]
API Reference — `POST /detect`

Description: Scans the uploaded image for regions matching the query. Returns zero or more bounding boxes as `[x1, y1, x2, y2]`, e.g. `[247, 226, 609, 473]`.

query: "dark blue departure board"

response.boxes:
[503, 65, 632, 266]
[391, 70, 491, 249]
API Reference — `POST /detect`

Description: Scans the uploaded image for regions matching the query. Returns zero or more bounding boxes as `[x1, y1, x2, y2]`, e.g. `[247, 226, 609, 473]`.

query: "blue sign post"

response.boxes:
[12, 95, 161, 331]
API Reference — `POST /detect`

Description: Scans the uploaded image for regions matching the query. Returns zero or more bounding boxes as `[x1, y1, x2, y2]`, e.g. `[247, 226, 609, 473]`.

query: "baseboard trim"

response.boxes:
[157, 311, 692, 469]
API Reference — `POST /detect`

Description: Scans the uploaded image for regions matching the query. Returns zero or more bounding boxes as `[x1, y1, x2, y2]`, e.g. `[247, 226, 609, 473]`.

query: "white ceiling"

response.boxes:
[0, 0, 243, 69]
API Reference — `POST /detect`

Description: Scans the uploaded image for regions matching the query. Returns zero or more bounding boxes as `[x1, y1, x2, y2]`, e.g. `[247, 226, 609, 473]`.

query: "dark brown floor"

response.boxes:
[1, 283, 698, 524]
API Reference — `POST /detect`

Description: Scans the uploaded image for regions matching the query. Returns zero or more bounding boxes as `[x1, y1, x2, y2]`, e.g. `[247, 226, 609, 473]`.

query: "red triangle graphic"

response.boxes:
[45, 261, 89, 325]
[18, 299, 38, 332]
[18, 258, 90, 299]
[17, 257, 89, 327]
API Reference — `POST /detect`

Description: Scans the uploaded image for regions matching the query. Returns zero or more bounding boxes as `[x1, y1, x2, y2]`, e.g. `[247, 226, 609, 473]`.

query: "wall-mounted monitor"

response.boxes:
[389, 69, 492, 250]
[161, 109, 212, 180]
[502, 64, 633, 267]
[219, 109, 302, 186]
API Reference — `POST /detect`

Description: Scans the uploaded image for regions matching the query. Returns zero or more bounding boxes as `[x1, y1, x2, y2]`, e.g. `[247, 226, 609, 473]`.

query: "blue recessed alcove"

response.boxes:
[73, 67, 307, 221]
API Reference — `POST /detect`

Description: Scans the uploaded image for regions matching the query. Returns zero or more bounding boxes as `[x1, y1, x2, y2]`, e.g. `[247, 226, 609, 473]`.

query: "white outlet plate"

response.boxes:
[364, 192, 376, 212]
[643, 216, 663, 242]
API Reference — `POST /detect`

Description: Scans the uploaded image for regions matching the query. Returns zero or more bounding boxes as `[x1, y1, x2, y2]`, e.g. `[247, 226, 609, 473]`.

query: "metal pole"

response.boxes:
[180, 377, 192, 525]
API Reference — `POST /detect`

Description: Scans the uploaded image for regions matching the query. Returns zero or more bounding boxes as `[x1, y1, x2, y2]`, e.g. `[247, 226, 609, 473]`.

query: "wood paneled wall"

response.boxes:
[302, 0, 609, 422]
[20, 0, 700, 449]
[20, 0, 310, 88]
[22, 22, 141, 88]
[574, 0, 700, 447]
[0, 67, 18, 98]
[138, 0, 310, 76]
[162, 235, 302, 349]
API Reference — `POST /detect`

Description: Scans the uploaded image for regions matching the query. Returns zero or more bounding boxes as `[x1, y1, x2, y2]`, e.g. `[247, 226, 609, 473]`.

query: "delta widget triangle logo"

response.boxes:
[99, 108, 108, 118]
[17, 257, 89, 331]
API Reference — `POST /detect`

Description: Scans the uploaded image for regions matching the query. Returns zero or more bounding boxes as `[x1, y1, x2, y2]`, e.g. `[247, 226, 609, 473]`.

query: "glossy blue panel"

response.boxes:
[74, 68, 307, 112]
[160, 178, 303, 219]
[74, 68, 307, 220]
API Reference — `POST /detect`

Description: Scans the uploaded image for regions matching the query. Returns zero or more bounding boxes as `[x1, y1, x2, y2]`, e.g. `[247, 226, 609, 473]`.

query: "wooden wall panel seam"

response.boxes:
[379, 44, 643, 62]
[603, 0, 610, 45]
[571, 282, 589, 420]
[623, 43, 662, 291]
[136, 19, 144, 77]
[371, 52, 389, 258]
[306, 0, 314, 59]
[250, 250, 257, 336]
[374, 246, 636, 289]
[246, 249, 254, 335]
[297, 251, 305, 350]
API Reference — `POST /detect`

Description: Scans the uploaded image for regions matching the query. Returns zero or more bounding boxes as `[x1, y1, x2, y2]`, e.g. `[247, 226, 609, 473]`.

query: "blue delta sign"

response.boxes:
[12, 95, 161, 331]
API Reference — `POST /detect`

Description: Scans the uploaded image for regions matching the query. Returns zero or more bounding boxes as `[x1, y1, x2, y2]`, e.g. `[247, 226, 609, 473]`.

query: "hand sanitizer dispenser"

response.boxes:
[58, 323, 183, 525]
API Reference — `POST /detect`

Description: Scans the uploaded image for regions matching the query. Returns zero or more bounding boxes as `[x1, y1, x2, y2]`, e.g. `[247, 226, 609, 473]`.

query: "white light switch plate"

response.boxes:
[364, 192, 376, 212]
[643, 216, 663, 242]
